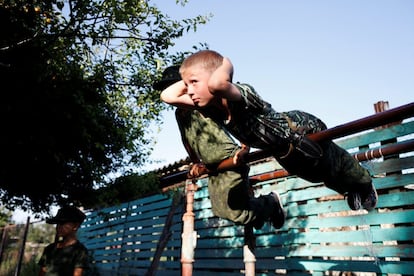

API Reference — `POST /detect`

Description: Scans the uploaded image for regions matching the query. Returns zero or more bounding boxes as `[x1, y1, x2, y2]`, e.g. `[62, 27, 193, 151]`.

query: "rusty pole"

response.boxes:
[307, 102, 414, 142]
[243, 225, 256, 276]
[181, 179, 198, 276]
[353, 139, 414, 162]
[250, 138, 414, 183]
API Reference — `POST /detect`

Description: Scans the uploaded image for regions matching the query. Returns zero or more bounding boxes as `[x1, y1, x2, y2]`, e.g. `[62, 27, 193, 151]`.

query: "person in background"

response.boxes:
[160, 49, 378, 213]
[154, 65, 285, 230]
[38, 205, 89, 276]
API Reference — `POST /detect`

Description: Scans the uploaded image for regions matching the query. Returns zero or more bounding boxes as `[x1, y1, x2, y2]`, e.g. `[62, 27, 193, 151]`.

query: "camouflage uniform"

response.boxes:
[216, 83, 373, 196]
[176, 109, 276, 227]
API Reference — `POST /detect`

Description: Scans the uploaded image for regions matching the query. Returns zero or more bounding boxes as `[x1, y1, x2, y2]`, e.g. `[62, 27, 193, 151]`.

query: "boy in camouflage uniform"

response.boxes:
[160, 50, 378, 212]
[154, 66, 285, 230]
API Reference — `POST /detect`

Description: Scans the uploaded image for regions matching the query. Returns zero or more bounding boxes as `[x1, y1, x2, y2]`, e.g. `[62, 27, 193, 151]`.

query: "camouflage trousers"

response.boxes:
[273, 111, 372, 195]
[207, 165, 276, 226]
[276, 140, 372, 195]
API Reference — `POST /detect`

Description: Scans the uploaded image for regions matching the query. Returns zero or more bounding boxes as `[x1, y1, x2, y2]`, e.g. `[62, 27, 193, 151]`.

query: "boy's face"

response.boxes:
[55, 221, 79, 242]
[181, 64, 214, 108]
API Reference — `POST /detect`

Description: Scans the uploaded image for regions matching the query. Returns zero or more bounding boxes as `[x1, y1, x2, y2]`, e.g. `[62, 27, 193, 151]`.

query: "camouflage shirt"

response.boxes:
[38, 241, 89, 276]
[223, 83, 327, 152]
[176, 108, 239, 167]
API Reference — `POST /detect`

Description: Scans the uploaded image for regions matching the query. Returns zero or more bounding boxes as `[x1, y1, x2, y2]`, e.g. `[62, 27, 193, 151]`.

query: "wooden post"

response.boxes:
[15, 217, 30, 276]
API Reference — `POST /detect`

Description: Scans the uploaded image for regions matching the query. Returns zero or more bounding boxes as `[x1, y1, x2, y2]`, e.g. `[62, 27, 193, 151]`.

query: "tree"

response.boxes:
[0, 0, 209, 214]
[81, 171, 161, 209]
[0, 207, 13, 227]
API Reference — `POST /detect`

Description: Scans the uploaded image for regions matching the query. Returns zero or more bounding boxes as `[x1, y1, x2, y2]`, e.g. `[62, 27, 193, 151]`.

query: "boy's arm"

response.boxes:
[188, 144, 250, 178]
[208, 57, 242, 101]
[160, 80, 195, 108]
[176, 109, 201, 163]
[183, 139, 201, 164]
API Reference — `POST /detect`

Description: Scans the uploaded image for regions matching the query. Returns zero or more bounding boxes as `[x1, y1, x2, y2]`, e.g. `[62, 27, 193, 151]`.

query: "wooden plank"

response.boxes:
[118, 248, 180, 259]
[196, 236, 245, 250]
[282, 190, 413, 219]
[189, 271, 247, 276]
[196, 224, 244, 238]
[259, 177, 322, 195]
[336, 121, 414, 149]
[367, 155, 414, 175]
[128, 198, 172, 214]
[127, 192, 171, 206]
[256, 226, 414, 246]
[83, 196, 173, 227]
[255, 258, 414, 274]
[193, 258, 244, 270]
[195, 226, 414, 252]
[253, 244, 414, 258]
[373, 172, 414, 190]
[91, 253, 121, 262]
[118, 268, 148, 275]
[254, 172, 413, 205]
[249, 159, 283, 175]
[283, 209, 414, 229]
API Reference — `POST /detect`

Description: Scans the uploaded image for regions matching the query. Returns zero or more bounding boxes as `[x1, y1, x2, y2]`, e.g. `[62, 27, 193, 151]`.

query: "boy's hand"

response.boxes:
[233, 144, 250, 165]
[188, 163, 209, 178]
[208, 57, 242, 101]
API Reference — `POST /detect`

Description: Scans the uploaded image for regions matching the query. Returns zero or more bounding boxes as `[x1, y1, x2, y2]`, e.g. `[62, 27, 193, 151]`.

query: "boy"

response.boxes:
[154, 65, 285, 230]
[38, 205, 89, 276]
[160, 50, 377, 211]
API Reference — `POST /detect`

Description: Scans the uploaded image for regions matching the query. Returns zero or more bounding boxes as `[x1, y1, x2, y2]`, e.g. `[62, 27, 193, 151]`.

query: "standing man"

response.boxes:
[38, 205, 89, 276]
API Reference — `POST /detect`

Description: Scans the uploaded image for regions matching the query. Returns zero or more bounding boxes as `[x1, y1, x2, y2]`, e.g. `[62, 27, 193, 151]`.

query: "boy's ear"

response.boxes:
[73, 222, 81, 230]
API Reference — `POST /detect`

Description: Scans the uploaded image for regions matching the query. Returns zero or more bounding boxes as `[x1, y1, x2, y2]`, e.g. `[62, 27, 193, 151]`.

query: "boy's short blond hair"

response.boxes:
[180, 50, 223, 75]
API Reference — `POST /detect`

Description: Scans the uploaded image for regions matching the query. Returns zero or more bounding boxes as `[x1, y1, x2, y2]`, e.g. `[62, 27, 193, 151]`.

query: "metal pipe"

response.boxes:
[181, 179, 198, 276]
[250, 169, 290, 182]
[307, 102, 414, 142]
[250, 139, 414, 183]
[353, 139, 414, 162]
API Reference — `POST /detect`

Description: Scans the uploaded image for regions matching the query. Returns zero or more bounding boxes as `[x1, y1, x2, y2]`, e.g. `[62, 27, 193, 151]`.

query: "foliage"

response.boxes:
[26, 222, 55, 244]
[0, 0, 210, 213]
[0, 206, 13, 227]
[0, 224, 24, 276]
[82, 171, 161, 209]
[0, 222, 54, 276]
[19, 258, 40, 276]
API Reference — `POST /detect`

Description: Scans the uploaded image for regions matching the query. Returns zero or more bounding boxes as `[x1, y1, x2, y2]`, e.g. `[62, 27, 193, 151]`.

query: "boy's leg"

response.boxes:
[207, 167, 253, 224]
[248, 191, 286, 229]
[277, 111, 377, 211]
[208, 166, 285, 229]
[277, 140, 377, 211]
[320, 141, 377, 210]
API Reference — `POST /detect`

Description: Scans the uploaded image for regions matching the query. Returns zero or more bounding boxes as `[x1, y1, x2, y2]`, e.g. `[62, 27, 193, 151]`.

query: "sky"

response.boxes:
[12, 0, 414, 222]
[144, 0, 414, 171]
